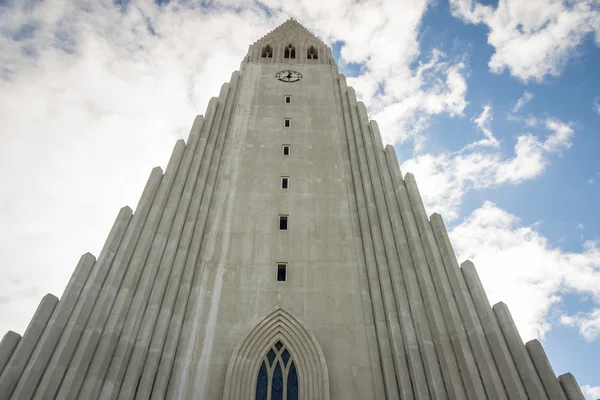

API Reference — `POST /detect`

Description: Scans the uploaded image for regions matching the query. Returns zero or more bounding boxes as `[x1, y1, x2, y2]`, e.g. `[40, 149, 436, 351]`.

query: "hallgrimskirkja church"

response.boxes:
[0, 19, 586, 400]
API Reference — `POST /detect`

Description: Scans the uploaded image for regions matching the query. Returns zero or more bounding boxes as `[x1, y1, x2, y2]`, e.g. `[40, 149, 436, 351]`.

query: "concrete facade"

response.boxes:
[0, 20, 584, 400]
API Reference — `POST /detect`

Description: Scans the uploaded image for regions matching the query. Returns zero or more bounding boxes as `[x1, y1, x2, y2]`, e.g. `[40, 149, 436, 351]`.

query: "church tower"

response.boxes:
[0, 19, 586, 400]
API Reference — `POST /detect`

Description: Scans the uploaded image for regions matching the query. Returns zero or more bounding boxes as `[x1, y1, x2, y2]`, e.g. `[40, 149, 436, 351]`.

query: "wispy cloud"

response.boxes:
[401, 115, 574, 220]
[463, 105, 499, 150]
[513, 91, 534, 112]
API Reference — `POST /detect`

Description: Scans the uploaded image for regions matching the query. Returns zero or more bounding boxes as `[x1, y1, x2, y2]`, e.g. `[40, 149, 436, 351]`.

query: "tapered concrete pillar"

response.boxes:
[117, 116, 207, 399]
[326, 74, 385, 399]
[11, 253, 96, 399]
[373, 131, 429, 399]
[404, 172, 468, 399]
[384, 147, 446, 398]
[353, 103, 409, 398]
[430, 213, 507, 400]
[52, 167, 163, 400]
[137, 100, 221, 400]
[461, 260, 528, 400]
[32, 206, 133, 400]
[494, 302, 548, 400]
[0, 331, 20, 376]
[331, 87, 399, 399]
[558, 373, 585, 400]
[74, 141, 185, 399]
[526, 340, 567, 400]
[0, 294, 58, 397]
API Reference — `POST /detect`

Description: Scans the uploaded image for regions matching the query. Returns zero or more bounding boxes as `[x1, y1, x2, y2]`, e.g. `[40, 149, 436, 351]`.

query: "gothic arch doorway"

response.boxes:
[223, 308, 330, 400]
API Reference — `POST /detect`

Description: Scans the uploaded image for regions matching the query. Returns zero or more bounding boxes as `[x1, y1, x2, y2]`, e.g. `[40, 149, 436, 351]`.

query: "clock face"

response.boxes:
[276, 70, 303, 83]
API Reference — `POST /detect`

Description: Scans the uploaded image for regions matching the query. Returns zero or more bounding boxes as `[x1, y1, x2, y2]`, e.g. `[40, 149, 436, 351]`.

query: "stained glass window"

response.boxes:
[256, 361, 268, 400]
[255, 341, 299, 400]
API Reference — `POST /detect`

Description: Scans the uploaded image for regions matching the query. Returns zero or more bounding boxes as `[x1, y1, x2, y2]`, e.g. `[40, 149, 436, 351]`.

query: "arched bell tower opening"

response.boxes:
[223, 308, 330, 400]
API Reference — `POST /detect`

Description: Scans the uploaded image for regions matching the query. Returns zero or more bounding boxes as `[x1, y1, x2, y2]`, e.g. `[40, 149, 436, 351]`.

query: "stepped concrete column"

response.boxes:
[526, 340, 567, 400]
[558, 373, 585, 400]
[494, 302, 548, 400]
[11, 252, 96, 399]
[117, 116, 206, 399]
[403, 173, 468, 399]
[32, 205, 134, 399]
[372, 127, 429, 399]
[74, 140, 186, 399]
[430, 213, 507, 399]
[384, 146, 446, 398]
[333, 75, 386, 398]
[354, 105, 411, 398]
[339, 88, 400, 399]
[54, 166, 164, 399]
[461, 260, 528, 399]
[140, 100, 221, 400]
[0, 332, 21, 376]
[0, 294, 58, 397]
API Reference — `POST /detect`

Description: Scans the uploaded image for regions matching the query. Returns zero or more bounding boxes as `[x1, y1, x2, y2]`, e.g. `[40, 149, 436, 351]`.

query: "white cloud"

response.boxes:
[401, 115, 574, 220]
[582, 384, 600, 400]
[513, 91, 534, 112]
[450, 202, 600, 340]
[449, 0, 600, 82]
[594, 97, 600, 114]
[561, 309, 600, 341]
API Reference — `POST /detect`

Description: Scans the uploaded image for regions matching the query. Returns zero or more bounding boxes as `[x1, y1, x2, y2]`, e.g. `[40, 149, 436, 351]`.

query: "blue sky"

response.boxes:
[0, 0, 599, 397]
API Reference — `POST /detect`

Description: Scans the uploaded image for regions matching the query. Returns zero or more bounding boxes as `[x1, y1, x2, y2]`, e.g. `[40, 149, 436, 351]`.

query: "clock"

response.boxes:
[276, 70, 303, 83]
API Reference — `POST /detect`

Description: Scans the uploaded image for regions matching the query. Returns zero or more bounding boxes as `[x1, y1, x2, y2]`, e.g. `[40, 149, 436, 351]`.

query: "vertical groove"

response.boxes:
[165, 72, 241, 399]
[356, 111, 413, 398]
[74, 140, 186, 399]
[113, 114, 202, 398]
[335, 74, 386, 398]
[430, 213, 507, 399]
[142, 98, 219, 400]
[384, 146, 447, 398]
[558, 373, 585, 400]
[0, 332, 21, 376]
[48, 167, 162, 400]
[493, 302, 549, 400]
[0, 294, 58, 397]
[404, 173, 484, 399]
[461, 260, 528, 399]
[526, 340, 567, 400]
[32, 206, 134, 400]
[11, 253, 96, 399]
[135, 100, 220, 400]
[338, 83, 399, 398]
[97, 143, 190, 398]
[372, 124, 430, 399]
[115, 115, 206, 399]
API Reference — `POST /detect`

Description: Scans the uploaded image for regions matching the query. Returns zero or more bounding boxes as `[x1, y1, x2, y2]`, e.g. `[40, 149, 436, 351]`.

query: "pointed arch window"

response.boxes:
[284, 44, 296, 59]
[262, 45, 273, 58]
[255, 341, 298, 400]
[307, 45, 318, 60]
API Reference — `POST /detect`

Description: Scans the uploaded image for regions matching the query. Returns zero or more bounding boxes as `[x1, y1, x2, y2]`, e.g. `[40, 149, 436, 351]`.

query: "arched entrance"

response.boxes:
[223, 308, 330, 400]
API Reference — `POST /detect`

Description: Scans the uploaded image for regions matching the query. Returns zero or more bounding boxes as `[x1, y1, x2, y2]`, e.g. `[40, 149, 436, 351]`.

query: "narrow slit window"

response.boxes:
[282, 145, 290, 156]
[284, 118, 291, 128]
[279, 215, 288, 230]
[281, 177, 289, 189]
[285, 95, 291, 104]
[277, 263, 287, 281]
